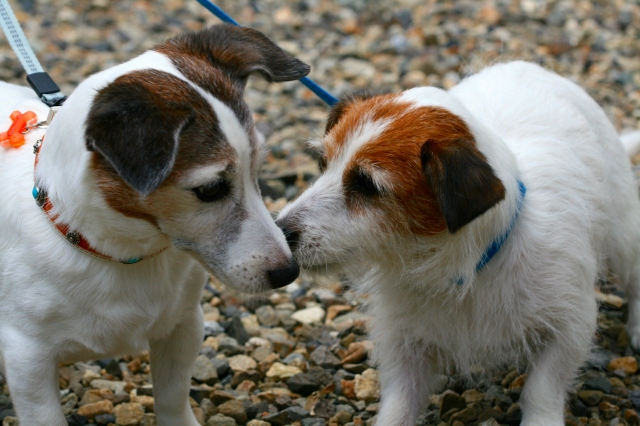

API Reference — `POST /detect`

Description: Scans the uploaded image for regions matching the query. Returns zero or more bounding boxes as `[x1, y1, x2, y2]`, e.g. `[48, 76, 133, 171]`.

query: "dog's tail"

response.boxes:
[621, 130, 640, 157]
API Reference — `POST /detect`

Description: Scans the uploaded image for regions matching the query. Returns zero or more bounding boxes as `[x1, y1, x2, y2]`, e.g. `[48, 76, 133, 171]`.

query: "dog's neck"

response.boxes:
[32, 52, 177, 260]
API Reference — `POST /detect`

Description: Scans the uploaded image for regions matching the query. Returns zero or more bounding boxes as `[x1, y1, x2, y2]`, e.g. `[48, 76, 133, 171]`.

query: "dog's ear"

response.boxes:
[421, 138, 506, 234]
[161, 25, 310, 88]
[85, 76, 194, 196]
[325, 91, 378, 134]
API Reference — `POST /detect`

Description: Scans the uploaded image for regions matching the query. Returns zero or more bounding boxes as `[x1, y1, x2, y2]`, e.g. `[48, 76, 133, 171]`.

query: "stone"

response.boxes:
[76, 399, 113, 419]
[291, 307, 326, 324]
[625, 408, 640, 425]
[450, 402, 483, 424]
[247, 421, 271, 426]
[205, 413, 238, 426]
[609, 357, 638, 375]
[578, 390, 604, 406]
[241, 315, 261, 336]
[212, 358, 230, 378]
[218, 337, 243, 356]
[95, 413, 116, 425]
[302, 418, 327, 426]
[439, 393, 467, 417]
[478, 420, 500, 426]
[90, 379, 128, 395]
[310, 346, 341, 369]
[235, 379, 256, 392]
[217, 400, 247, 424]
[255, 305, 279, 327]
[114, 402, 145, 426]
[1, 418, 18, 426]
[192, 355, 219, 385]
[263, 406, 310, 425]
[287, 372, 322, 396]
[354, 369, 380, 402]
[225, 316, 251, 345]
[140, 413, 157, 426]
[228, 355, 258, 373]
[461, 389, 485, 404]
[583, 375, 613, 394]
[130, 395, 154, 412]
[266, 362, 303, 380]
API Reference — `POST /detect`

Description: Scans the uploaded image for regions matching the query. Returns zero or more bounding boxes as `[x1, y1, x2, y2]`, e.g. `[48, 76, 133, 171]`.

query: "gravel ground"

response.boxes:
[2, 1, 640, 425]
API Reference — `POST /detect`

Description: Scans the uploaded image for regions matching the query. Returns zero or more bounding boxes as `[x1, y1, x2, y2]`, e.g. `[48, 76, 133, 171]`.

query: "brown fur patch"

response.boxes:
[89, 70, 236, 225]
[328, 97, 487, 236]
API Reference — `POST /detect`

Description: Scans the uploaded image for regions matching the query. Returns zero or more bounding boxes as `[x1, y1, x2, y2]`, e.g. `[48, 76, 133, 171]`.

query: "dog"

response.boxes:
[276, 61, 640, 426]
[0, 24, 307, 425]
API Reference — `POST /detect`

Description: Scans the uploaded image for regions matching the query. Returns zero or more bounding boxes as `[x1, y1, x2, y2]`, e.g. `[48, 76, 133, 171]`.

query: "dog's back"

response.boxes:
[451, 61, 640, 287]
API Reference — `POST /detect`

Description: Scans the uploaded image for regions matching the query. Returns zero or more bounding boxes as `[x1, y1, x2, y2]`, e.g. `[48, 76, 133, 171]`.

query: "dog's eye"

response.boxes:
[318, 156, 327, 173]
[348, 169, 379, 196]
[193, 180, 231, 202]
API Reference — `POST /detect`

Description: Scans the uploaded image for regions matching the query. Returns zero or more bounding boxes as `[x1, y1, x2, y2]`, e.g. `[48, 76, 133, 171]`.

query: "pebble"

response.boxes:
[205, 413, 237, 426]
[192, 355, 219, 385]
[266, 362, 303, 380]
[216, 400, 247, 425]
[609, 357, 639, 375]
[291, 307, 326, 325]
[114, 402, 145, 426]
[354, 369, 380, 402]
[228, 355, 257, 373]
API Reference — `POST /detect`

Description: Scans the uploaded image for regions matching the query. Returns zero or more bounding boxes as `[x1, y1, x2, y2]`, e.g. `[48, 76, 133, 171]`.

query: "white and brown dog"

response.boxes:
[277, 61, 640, 426]
[0, 24, 306, 425]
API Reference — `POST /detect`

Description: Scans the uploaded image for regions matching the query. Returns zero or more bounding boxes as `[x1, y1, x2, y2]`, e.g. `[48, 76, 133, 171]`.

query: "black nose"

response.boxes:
[268, 260, 300, 289]
[277, 222, 300, 252]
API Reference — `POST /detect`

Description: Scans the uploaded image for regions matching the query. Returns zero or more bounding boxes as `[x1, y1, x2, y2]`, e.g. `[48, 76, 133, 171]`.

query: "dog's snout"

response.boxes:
[268, 259, 300, 289]
[277, 221, 301, 252]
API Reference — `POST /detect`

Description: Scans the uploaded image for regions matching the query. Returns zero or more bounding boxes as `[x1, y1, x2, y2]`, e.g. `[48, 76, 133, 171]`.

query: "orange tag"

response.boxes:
[0, 110, 38, 148]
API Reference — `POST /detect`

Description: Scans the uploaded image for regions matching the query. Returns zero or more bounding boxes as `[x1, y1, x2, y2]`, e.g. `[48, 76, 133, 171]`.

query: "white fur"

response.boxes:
[0, 49, 293, 425]
[278, 61, 640, 426]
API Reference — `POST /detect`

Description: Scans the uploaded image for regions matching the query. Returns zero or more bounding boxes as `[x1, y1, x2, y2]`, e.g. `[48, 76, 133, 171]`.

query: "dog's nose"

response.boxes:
[268, 259, 300, 289]
[277, 222, 301, 252]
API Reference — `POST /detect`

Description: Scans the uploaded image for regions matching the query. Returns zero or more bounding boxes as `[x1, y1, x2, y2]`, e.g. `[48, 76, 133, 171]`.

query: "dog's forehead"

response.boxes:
[324, 93, 473, 169]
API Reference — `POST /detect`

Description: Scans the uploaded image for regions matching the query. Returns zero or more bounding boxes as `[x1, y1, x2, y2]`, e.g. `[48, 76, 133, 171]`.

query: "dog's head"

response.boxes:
[276, 89, 506, 272]
[84, 25, 309, 291]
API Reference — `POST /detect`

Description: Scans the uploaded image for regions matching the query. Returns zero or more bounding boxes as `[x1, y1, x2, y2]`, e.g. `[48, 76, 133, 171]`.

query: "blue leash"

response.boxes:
[195, 0, 339, 107]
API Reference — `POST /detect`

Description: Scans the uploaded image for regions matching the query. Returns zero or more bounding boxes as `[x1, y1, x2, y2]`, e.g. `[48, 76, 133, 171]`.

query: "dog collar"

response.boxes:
[32, 136, 168, 264]
[475, 180, 527, 272]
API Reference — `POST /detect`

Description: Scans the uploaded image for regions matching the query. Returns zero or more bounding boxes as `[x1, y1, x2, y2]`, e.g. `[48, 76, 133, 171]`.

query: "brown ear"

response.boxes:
[421, 138, 506, 233]
[325, 91, 379, 134]
[86, 71, 195, 196]
[159, 24, 310, 88]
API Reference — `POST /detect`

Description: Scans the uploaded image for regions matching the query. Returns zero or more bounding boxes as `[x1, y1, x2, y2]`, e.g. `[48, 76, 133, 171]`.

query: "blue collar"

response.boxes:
[475, 180, 527, 272]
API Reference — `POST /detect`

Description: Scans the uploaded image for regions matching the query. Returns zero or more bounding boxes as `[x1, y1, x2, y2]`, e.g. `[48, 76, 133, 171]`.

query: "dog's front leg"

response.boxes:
[149, 306, 204, 426]
[375, 337, 435, 426]
[2, 333, 67, 425]
[520, 336, 587, 426]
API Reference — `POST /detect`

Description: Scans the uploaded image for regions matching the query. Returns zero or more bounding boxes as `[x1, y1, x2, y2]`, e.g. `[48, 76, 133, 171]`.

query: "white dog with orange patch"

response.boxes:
[277, 61, 640, 425]
[0, 25, 305, 425]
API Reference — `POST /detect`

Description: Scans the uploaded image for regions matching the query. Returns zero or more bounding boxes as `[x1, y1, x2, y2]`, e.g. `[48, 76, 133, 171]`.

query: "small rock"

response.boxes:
[440, 393, 467, 417]
[583, 375, 613, 394]
[140, 413, 157, 426]
[310, 346, 341, 369]
[255, 305, 279, 327]
[578, 390, 603, 406]
[263, 406, 310, 426]
[625, 408, 640, 425]
[225, 316, 251, 346]
[76, 400, 113, 419]
[1, 418, 18, 426]
[609, 357, 638, 375]
[192, 355, 219, 385]
[217, 400, 247, 425]
[205, 413, 237, 426]
[291, 307, 326, 324]
[95, 413, 116, 425]
[247, 421, 271, 426]
[287, 372, 321, 396]
[266, 362, 303, 380]
[228, 355, 258, 373]
[114, 402, 145, 426]
[218, 337, 243, 356]
[354, 369, 380, 402]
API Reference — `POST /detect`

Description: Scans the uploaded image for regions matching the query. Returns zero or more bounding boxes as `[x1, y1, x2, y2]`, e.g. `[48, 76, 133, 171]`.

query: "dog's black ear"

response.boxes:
[325, 91, 378, 134]
[421, 138, 506, 234]
[159, 24, 310, 88]
[85, 75, 194, 196]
